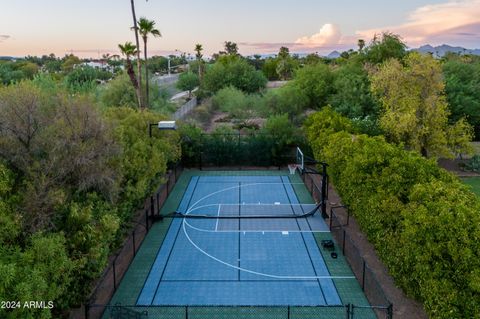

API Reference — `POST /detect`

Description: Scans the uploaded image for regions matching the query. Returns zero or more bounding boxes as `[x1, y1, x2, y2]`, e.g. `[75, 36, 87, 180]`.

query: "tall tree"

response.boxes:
[224, 41, 239, 56]
[443, 59, 480, 139]
[177, 72, 199, 98]
[118, 42, 140, 101]
[137, 17, 161, 108]
[365, 32, 406, 64]
[370, 52, 473, 158]
[130, 0, 143, 108]
[194, 43, 203, 79]
[276, 46, 294, 80]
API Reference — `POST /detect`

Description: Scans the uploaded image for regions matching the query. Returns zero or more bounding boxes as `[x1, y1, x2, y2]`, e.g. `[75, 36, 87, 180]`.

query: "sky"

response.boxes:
[0, 0, 479, 58]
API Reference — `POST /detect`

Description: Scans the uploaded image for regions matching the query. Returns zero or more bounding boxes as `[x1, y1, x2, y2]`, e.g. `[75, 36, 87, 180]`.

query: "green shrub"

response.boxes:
[212, 86, 262, 119]
[305, 108, 480, 318]
[105, 107, 181, 217]
[465, 154, 480, 172]
[100, 73, 138, 108]
[263, 83, 308, 118]
[292, 62, 333, 108]
[202, 58, 267, 93]
[0, 80, 182, 316]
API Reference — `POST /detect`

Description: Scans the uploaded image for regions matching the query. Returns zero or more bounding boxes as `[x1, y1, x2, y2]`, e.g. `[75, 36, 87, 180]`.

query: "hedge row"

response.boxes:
[305, 107, 480, 319]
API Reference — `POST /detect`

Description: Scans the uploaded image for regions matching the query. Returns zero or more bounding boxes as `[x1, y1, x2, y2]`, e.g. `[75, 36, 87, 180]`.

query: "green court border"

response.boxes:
[108, 169, 374, 318]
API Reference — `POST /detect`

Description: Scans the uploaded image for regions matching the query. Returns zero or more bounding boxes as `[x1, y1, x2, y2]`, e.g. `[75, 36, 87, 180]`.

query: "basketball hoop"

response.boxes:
[288, 164, 299, 175]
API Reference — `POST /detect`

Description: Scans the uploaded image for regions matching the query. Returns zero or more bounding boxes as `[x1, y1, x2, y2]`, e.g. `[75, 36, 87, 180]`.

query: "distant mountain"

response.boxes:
[0, 56, 17, 61]
[326, 51, 341, 59]
[412, 44, 480, 57]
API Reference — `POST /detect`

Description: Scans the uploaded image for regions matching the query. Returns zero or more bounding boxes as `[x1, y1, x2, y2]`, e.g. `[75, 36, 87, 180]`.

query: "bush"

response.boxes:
[65, 66, 111, 90]
[328, 62, 378, 118]
[101, 73, 175, 113]
[292, 63, 333, 109]
[202, 58, 267, 93]
[100, 73, 138, 108]
[105, 107, 181, 217]
[263, 83, 308, 119]
[212, 86, 263, 119]
[305, 108, 480, 318]
[0, 80, 182, 316]
[465, 154, 480, 172]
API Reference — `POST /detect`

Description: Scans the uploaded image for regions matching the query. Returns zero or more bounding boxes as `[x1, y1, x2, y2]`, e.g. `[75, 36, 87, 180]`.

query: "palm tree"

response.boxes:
[118, 42, 141, 107]
[194, 43, 203, 79]
[138, 17, 161, 108]
[130, 0, 144, 108]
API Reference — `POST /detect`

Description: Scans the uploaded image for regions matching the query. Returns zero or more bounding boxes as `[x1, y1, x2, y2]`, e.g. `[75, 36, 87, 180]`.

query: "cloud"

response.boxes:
[238, 42, 297, 51]
[238, 24, 347, 54]
[0, 35, 10, 42]
[356, 0, 480, 46]
[238, 41, 351, 55]
[295, 23, 342, 47]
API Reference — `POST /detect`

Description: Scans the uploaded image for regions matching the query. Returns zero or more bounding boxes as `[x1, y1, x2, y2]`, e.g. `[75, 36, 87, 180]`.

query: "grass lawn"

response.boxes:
[463, 177, 480, 196]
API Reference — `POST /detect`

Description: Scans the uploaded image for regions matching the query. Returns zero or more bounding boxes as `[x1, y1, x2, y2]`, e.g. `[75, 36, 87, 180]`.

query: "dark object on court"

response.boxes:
[321, 239, 335, 250]
[331, 252, 338, 259]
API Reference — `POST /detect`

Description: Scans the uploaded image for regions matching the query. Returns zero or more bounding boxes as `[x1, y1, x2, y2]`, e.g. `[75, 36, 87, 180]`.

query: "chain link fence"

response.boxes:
[88, 304, 389, 319]
[301, 171, 393, 319]
[81, 164, 183, 319]
[80, 158, 393, 319]
[181, 132, 298, 169]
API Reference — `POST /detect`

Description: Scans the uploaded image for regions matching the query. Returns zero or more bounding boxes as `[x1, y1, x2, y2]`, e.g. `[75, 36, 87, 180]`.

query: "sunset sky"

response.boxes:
[1, 0, 479, 58]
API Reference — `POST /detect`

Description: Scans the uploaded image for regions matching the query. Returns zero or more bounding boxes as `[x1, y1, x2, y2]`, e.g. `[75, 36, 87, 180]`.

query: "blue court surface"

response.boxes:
[137, 175, 343, 306]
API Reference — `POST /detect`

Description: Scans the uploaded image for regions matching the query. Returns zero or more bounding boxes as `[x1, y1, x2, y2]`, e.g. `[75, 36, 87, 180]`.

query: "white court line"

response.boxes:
[185, 202, 322, 234]
[188, 202, 316, 213]
[185, 218, 330, 234]
[181, 181, 354, 280]
[182, 218, 353, 280]
[215, 204, 221, 231]
[186, 182, 307, 216]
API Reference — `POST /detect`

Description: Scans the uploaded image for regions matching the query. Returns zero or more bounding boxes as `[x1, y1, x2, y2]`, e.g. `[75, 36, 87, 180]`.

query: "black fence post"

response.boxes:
[150, 196, 155, 218]
[342, 230, 346, 255]
[321, 162, 328, 218]
[326, 174, 329, 200]
[362, 261, 366, 291]
[166, 177, 170, 196]
[145, 209, 149, 231]
[346, 207, 350, 226]
[287, 305, 290, 319]
[329, 208, 333, 230]
[346, 304, 351, 319]
[132, 231, 136, 257]
[186, 305, 189, 319]
[387, 304, 394, 319]
[84, 303, 89, 319]
[113, 257, 117, 291]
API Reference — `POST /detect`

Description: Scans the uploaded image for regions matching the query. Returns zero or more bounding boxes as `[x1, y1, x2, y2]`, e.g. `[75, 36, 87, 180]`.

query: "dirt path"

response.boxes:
[438, 158, 480, 177]
[311, 174, 428, 319]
